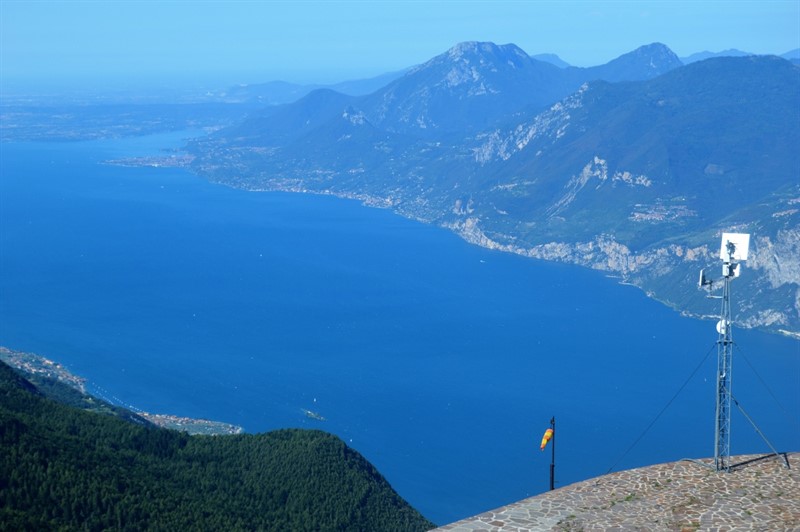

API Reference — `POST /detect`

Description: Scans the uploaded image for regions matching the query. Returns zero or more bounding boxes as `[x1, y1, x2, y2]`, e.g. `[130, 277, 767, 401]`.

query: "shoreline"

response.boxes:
[0, 346, 244, 436]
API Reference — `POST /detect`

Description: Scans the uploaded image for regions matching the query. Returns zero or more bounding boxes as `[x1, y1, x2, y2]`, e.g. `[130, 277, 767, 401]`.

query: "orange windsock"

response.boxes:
[540, 428, 553, 451]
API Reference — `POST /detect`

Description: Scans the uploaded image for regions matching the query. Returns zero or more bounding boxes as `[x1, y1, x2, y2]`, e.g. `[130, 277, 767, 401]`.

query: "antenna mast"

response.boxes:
[712, 233, 749, 472]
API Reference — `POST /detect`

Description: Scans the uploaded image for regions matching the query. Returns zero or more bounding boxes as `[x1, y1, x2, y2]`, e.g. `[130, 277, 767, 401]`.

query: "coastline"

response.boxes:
[0, 346, 244, 436]
[104, 145, 800, 340]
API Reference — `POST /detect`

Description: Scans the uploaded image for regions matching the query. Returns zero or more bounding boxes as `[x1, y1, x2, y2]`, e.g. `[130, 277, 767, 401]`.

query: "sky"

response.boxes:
[1, 0, 799, 90]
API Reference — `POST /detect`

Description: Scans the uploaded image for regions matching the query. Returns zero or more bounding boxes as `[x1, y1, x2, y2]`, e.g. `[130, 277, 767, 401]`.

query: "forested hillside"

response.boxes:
[0, 361, 434, 531]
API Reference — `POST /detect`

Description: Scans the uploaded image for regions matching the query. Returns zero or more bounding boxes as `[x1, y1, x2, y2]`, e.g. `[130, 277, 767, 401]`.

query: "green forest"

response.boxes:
[0, 361, 434, 531]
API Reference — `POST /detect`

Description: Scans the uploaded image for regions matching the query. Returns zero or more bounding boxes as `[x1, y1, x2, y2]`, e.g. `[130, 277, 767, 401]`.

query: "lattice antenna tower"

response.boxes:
[699, 232, 750, 472]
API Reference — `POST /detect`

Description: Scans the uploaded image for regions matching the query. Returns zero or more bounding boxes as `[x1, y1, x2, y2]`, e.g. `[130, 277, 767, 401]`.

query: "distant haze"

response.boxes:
[1, 0, 798, 90]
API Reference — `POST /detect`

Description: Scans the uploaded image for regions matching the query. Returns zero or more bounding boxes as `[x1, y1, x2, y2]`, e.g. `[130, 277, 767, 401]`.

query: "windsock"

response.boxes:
[540, 428, 553, 451]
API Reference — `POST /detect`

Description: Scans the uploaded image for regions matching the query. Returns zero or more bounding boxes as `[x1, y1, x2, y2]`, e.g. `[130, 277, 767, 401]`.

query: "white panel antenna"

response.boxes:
[719, 233, 750, 262]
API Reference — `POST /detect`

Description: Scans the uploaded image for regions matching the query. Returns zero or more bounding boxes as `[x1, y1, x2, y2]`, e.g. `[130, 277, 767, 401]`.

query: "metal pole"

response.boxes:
[714, 273, 733, 472]
[549, 417, 555, 490]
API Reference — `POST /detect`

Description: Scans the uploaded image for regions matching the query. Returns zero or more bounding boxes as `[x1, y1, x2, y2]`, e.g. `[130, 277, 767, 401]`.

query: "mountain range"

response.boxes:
[215, 46, 799, 106]
[188, 42, 800, 336]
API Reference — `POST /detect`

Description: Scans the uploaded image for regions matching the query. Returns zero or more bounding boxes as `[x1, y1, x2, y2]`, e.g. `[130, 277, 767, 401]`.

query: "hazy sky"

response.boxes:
[2, 0, 799, 89]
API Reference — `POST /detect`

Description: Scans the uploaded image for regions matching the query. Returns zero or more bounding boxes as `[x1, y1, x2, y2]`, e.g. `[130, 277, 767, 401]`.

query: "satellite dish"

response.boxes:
[716, 319, 728, 335]
[719, 233, 750, 262]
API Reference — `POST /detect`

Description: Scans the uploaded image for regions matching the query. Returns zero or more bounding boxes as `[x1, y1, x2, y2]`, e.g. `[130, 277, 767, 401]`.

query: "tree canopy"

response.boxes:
[0, 361, 434, 531]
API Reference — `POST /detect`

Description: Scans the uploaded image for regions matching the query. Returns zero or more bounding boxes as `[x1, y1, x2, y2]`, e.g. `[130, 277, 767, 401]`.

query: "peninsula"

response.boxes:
[0, 346, 243, 436]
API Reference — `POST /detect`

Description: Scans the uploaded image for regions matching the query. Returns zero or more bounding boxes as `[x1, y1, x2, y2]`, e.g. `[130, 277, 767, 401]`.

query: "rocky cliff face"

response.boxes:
[443, 215, 800, 336]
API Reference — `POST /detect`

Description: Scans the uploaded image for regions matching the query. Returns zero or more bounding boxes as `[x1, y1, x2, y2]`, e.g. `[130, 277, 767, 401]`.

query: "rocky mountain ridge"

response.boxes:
[189, 42, 800, 336]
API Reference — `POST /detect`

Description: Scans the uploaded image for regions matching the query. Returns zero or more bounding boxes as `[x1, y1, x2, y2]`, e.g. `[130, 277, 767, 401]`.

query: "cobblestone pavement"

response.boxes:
[436, 453, 798, 531]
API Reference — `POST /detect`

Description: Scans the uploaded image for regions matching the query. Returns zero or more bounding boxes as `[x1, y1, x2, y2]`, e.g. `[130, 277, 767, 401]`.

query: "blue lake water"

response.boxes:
[1, 132, 798, 524]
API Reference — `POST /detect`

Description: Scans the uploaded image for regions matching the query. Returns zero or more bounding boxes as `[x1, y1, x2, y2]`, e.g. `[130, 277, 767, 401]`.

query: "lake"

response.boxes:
[1, 132, 798, 525]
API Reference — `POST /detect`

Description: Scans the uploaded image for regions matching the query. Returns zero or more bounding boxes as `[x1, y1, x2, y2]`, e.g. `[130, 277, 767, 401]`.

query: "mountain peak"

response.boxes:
[634, 42, 673, 52]
[447, 41, 491, 59]
[365, 41, 559, 135]
[584, 42, 683, 81]
[621, 42, 680, 66]
[445, 41, 528, 62]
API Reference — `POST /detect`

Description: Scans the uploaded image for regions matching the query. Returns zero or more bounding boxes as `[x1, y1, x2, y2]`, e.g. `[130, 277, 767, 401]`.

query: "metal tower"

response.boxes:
[710, 233, 749, 472]
[714, 266, 734, 471]
[700, 233, 788, 472]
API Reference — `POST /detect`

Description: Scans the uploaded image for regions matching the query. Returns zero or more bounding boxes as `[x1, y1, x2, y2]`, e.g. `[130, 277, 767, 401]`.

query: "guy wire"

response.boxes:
[604, 342, 716, 475]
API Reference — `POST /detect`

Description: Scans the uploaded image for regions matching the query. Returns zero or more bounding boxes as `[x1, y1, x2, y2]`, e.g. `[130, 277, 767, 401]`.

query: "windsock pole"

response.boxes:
[540, 417, 556, 490]
[549, 417, 555, 490]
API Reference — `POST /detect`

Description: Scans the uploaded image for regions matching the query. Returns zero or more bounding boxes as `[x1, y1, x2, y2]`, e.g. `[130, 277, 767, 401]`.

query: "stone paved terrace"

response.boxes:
[436, 453, 799, 531]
